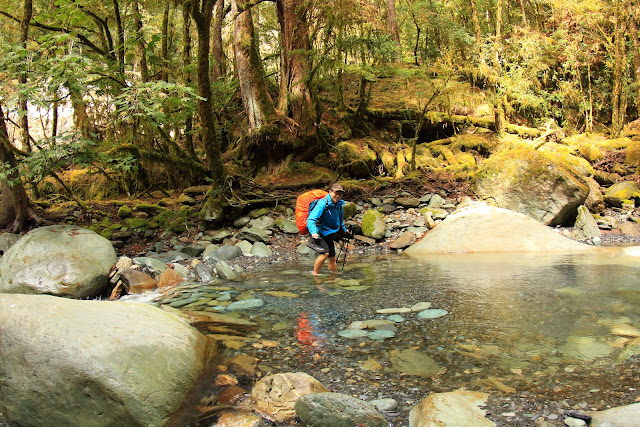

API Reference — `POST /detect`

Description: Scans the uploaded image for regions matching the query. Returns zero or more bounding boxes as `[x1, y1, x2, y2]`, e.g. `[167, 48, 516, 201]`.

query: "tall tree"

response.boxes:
[188, 0, 226, 187]
[0, 103, 42, 232]
[386, 0, 400, 54]
[276, 0, 313, 134]
[212, 0, 226, 80]
[611, 0, 627, 136]
[18, 0, 32, 152]
[231, 0, 277, 132]
[470, 0, 484, 63]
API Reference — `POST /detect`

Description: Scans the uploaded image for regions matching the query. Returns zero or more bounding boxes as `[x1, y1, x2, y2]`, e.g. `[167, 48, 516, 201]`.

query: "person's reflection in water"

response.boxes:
[295, 311, 326, 352]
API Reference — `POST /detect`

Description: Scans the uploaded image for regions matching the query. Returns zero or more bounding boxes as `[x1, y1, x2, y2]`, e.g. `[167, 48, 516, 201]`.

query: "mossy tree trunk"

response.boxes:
[276, 0, 313, 135]
[611, 0, 627, 137]
[212, 0, 226, 80]
[630, 10, 640, 118]
[0, 103, 42, 232]
[189, 0, 226, 189]
[19, 0, 32, 152]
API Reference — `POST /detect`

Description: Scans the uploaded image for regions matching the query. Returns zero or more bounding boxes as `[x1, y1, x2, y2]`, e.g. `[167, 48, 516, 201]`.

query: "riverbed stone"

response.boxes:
[0, 225, 117, 298]
[250, 241, 273, 257]
[236, 240, 253, 255]
[572, 205, 601, 240]
[0, 294, 211, 427]
[409, 390, 494, 427]
[252, 372, 328, 423]
[390, 231, 416, 249]
[418, 309, 449, 319]
[389, 349, 440, 377]
[294, 392, 387, 427]
[237, 227, 269, 243]
[213, 245, 244, 261]
[276, 218, 299, 234]
[228, 299, 264, 311]
[405, 204, 594, 255]
[558, 336, 613, 361]
[216, 260, 239, 281]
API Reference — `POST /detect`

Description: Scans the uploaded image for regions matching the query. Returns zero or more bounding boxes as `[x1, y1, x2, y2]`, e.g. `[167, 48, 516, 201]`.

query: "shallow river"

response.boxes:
[161, 250, 640, 425]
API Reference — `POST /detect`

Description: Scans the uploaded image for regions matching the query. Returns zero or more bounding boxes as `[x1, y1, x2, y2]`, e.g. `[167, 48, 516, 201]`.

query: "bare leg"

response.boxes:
[328, 256, 338, 274]
[313, 253, 329, 275]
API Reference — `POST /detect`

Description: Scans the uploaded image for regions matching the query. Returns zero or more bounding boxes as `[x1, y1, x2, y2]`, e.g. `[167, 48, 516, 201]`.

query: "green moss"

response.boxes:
[117, 205, 132, 218]
[100, 228, 113, 239]
[343, 202, 357, 219]
[126, 217, 150, 230]
[134, 203, 169, 215]
[176, 205, 195, 219]
[150, 210, 176, 229]
[361, 210, 384, 238]
[624, 141, 640, 167]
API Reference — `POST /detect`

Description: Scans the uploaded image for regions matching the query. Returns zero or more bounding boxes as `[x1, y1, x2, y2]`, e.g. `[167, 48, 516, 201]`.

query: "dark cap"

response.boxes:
[330, 183, 344, 193]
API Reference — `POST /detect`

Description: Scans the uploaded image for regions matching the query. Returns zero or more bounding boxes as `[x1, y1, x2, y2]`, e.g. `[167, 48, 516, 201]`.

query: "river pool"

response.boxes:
[163, 250, 640, 425]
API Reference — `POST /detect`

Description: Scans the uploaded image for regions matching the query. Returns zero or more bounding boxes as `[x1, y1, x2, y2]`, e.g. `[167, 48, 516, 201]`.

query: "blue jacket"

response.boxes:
[307, 194, 346, 237]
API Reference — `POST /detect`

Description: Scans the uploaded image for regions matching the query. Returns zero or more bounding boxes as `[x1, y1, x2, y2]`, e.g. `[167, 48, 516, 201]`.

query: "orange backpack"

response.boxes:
[295, 189, 328, 235]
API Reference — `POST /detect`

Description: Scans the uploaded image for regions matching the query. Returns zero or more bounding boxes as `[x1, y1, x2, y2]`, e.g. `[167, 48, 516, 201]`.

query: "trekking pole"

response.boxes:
[340, 233, 351, 272]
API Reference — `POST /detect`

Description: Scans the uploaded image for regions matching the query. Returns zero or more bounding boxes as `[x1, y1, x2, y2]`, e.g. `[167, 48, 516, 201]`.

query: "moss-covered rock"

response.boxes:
[578, 143, 604, 163]
[361, 210, 386, 239]
[343, 202, 357, 219]
[100, 228, 113, 240]
[134, 204, 169, 215]
[336, 139, 378, 178]
[117, 205, 132, 219]
[624, 141, 640, 168]
[125, 217, 150, 230]
[472, 148, 589, 225]
[604, 181, 640, 207]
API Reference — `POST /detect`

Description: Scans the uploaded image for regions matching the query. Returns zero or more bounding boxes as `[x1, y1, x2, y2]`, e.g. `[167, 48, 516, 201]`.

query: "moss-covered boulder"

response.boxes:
[624, 141, 640, 168]
[336, 139, 378, 178]
[604, 181, 640, 207]
[117, 205, 132, 218]
[361, 210, 386, 239]
[472, 148, 589, 226]
[125, 217, 150, 231]
[134, 203, 169, 215]
[343, 202, 357, 219]
[578, 143, 604, 163]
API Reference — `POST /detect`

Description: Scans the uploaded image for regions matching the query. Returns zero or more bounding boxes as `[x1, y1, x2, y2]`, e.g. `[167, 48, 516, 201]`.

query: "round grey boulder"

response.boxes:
[0, 225, 117, 298]
[0, 294, 211, 427]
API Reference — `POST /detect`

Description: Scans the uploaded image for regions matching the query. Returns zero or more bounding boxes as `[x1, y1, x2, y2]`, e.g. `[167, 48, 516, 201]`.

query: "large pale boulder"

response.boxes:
[0, 225, 117, 298]
[409, 390, 494, 427]
[404, 204, 594, 255]
[472, 149, 589, 225]
[0, 294, 212, 427]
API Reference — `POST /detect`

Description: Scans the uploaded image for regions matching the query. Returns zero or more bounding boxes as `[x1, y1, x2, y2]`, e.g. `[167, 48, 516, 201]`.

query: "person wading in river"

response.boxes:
[307, 183, 351, 275]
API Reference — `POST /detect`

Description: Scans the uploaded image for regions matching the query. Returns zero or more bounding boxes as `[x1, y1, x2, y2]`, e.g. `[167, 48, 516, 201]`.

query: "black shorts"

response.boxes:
[318, 233, 337, 257]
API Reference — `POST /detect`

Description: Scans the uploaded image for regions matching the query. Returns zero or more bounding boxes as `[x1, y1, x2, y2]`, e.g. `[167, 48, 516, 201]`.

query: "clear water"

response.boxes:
[163, 250, 640, 425]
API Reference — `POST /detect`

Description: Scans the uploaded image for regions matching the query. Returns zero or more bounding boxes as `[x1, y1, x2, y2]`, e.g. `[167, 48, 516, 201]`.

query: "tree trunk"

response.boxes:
[133, 0, 149, 82]
[518, 0, 528, 27]
[112, 0, 126, 77]
[161, 2, 170, 82]
[386, 0, 401, 57]
[0, 103, 42, 232]
[611, 0, 627, 136]
[190, 0, 226, 187]
[494, 0, 502, 66]
[276, 0, 313, 134]
[182, 2, 197, 160]
[470, 0, 484, 63]
[629, 8, 640, 119]
[231, 0, 277, 132]
[212, 0, 226, 80]
[19, 0, 32, 152]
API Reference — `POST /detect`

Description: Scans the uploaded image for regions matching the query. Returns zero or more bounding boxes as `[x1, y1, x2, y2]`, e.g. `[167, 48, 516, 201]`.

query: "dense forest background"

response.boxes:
[1, 0, 639, 233]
